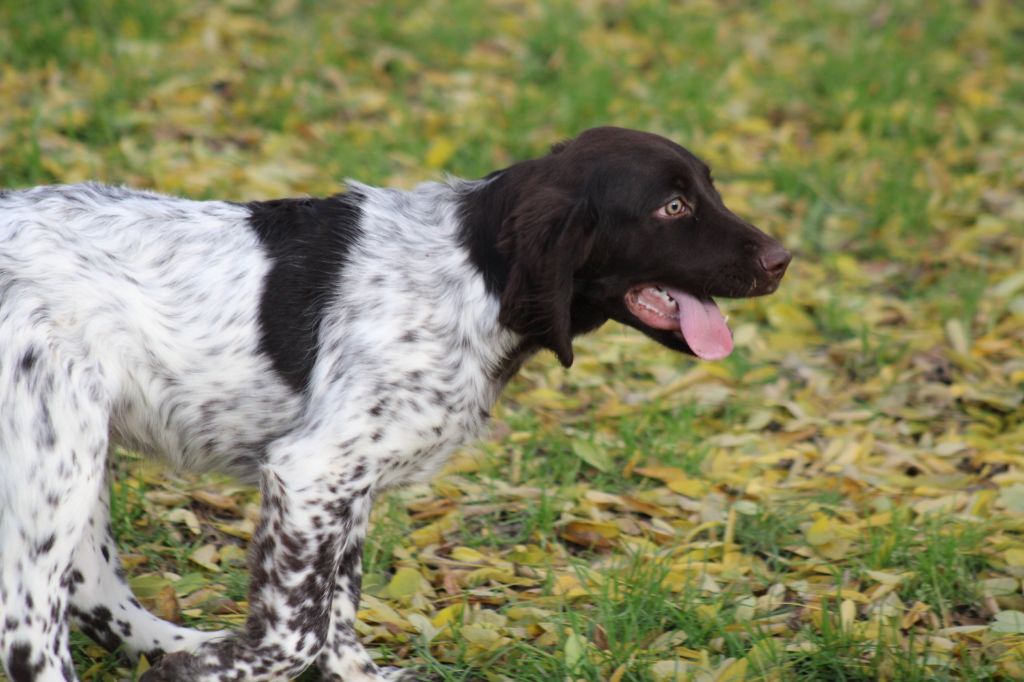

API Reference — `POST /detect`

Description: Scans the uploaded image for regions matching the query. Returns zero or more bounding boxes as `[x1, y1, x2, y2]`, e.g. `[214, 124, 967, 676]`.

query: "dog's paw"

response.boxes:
[138, 651, 203, 681]
[380, 665, 439, 681]
[379, 666, 413, 681]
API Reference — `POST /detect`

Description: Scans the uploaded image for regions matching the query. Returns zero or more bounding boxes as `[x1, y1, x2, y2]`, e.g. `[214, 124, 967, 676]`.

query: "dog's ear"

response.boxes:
[497, 187, 595, 368]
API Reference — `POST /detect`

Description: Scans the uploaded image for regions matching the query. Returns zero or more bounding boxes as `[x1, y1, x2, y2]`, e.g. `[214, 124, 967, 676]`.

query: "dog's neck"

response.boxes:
[345, 179, 528, 390]
[454, 170, 613, 371]
[452, 171, 516, 301]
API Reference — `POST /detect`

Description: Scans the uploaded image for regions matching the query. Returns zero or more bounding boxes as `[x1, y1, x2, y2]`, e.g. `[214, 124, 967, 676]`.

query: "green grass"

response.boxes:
[1, 0, 1023, 680]
[862, 513, 990, 619]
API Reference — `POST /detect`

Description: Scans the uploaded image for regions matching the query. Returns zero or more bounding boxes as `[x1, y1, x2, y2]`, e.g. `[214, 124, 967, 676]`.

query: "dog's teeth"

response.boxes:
[652, 288, 675, 306]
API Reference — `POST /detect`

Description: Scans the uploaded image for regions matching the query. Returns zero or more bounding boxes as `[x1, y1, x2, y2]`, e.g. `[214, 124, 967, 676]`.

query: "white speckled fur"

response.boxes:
[0, 180, 515, 682]
[0, 126, 794, 681]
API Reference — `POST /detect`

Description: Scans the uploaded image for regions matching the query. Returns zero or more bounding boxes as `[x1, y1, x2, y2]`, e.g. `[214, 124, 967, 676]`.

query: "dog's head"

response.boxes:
[462, 126, 791, 367]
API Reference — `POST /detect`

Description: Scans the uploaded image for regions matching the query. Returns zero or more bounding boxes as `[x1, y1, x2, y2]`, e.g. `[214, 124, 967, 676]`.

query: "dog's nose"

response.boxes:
[758, 245, 792, 278]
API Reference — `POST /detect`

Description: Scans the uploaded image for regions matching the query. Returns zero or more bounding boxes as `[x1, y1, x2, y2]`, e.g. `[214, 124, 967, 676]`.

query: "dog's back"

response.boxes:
[1, 129, 791, 682]
[0, 184, 302, 478]
[0, 179, 516, 681]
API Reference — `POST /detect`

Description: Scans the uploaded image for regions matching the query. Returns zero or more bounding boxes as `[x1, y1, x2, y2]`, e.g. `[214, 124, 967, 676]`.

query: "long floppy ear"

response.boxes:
[497, 187, 595, 367]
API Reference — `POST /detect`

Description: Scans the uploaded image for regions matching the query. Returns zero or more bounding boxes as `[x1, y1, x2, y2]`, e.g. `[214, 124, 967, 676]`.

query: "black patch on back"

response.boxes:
[246, 193, 363, 392]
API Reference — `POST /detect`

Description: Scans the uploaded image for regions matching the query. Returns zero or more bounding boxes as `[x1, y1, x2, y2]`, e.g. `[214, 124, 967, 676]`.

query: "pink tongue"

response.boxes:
[665, 287, 734, 360]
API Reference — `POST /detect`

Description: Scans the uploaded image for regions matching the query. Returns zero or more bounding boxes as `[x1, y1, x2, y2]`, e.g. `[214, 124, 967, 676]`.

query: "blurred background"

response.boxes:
[1, 1, 1022, 680]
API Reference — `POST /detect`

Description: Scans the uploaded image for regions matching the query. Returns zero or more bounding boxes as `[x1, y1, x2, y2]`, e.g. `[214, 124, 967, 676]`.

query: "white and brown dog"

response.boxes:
[0, 127, 789, 681]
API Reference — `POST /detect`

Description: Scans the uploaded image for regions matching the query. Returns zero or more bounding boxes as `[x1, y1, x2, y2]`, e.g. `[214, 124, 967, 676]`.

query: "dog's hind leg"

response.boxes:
[0, 322, 110, 681]
[67, 487, 226, 662]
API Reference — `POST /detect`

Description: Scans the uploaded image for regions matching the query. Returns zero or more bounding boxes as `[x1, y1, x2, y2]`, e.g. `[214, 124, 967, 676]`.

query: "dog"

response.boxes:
[0, 127, 790, 681]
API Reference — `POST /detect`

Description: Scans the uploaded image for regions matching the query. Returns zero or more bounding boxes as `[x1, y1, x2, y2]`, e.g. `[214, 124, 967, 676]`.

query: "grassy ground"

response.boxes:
[1, 0, 1023, 680]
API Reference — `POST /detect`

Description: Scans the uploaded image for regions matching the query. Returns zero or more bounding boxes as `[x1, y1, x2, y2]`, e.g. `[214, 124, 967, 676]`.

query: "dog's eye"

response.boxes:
[656, 197, 690, 218]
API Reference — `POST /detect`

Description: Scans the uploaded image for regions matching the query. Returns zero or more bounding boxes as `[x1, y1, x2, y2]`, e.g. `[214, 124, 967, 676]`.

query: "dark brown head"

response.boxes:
[460, 126, 791, 367]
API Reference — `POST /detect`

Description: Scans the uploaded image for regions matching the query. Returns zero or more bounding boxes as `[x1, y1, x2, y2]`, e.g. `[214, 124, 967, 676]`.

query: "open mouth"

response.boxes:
[624, 285, 734, 360]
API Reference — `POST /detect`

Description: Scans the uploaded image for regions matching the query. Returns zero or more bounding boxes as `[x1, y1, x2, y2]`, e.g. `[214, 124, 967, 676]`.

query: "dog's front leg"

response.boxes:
[318, 531, 416, 681]
[141, 454, 373, 681]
